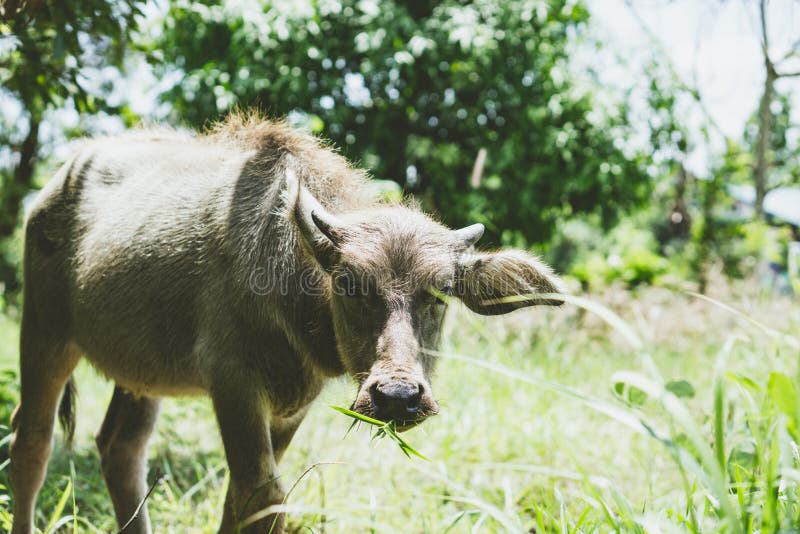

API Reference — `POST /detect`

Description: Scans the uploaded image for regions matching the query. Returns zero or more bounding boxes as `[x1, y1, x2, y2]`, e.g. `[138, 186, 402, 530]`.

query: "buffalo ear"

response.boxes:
[456, 250, 565, 315]
[289, 164, 345, 270]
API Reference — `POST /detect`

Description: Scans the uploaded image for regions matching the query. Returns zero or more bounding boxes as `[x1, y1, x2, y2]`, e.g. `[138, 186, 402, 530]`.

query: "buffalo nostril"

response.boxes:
[371, 381, 423, 419]
[370, 383, 386, 409]
[405, 386, 421, 414]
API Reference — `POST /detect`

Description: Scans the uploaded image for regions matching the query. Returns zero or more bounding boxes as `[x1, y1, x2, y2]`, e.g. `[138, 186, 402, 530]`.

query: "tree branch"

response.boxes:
[622, 0, 729, 142]
[780, 38, 800, 61]
[759, 0, 772, 64]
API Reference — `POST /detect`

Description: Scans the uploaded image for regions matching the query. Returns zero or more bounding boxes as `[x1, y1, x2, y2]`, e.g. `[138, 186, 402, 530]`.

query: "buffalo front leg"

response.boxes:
[270, 408, 308, 464]
[95, 386, 161, 534]
[212, 383, 284, 533]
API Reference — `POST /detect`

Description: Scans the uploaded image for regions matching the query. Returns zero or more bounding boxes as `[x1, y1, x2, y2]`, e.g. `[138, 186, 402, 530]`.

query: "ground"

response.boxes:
[0, 280, 798, 532]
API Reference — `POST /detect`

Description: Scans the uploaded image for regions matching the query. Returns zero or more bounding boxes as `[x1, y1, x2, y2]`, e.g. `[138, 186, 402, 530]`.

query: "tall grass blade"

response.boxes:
[242, 461, 342, 533]
[70, 461, 78, 533]
[713, 338, 740, 473]
[686, 291, 800, 349]
[611, 370, 742, 533]
[410, 463, 524, 533]
[45, 479, 72, 534]
[425, 348, 662, 438]
[491, 292, 644, 351]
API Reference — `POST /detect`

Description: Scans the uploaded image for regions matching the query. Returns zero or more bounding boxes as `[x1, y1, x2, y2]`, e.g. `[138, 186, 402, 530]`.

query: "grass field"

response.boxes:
[0, 281, 798, 533]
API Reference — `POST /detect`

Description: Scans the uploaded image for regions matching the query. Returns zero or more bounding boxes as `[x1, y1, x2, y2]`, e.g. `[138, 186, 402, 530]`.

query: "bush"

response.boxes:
[553, 214, 669, 290]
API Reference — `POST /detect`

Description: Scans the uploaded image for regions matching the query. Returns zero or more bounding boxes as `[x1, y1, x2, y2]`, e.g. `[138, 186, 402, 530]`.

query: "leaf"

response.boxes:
[767, 372, 799, 437]
[330, 405, 385, 426]
[53, 34, 65, 60]
[727, 441, 758, 478]
[331, 406, 428, 460]
[767, 372, 798, 416]
[614, 381, 647, 406]
[666, 380, 696, 399]
[725, 372, 762, 393]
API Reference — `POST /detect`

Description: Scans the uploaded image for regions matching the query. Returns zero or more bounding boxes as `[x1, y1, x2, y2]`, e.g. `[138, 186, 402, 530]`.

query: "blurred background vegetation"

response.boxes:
[1, 0, 797, 312]
[1, 1, 800, 531]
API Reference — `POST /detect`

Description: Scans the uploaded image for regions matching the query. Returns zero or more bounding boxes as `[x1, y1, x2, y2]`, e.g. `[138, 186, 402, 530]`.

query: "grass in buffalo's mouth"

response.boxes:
[330, 405, 428, 460]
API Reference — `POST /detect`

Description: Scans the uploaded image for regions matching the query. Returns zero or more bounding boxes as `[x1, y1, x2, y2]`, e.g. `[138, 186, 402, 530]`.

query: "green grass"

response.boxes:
[0, 282, 798, 532]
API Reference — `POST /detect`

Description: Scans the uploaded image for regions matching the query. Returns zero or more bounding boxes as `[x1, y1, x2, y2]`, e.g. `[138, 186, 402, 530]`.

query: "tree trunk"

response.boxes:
[754, 65, 775, 219]
[754, 0, 776, 221]
[695, 175, 719, 295]
[668, 164, 691, 239]
[0, 119, 39, 237]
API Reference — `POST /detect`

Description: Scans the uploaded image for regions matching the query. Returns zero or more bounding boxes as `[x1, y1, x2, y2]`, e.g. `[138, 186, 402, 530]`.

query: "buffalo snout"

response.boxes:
[353, 377, 439, 430]
[372, 381, 421, 419]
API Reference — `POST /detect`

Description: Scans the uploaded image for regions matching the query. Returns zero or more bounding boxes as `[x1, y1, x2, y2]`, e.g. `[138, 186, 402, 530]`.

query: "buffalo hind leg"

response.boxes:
[9, 323, 80, 534]
[95, 386, 161, 534]
[212, 382, 284, 533]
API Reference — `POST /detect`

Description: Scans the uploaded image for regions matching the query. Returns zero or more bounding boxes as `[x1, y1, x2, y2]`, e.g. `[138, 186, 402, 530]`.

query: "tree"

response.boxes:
[644, 62, 694, 242]
[151, 0, 649, 246]
[0, 0, 147, 297]
[745, 91, 800, 191]
[753, 0, 800, 217]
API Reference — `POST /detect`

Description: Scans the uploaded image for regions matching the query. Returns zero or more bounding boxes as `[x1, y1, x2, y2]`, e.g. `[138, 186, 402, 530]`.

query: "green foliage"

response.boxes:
[743, 92, 800, 190]
[151, 0, 649, 245]
[665, 379, 696, 399]
[767, 372, 799, 440]
[558, 215, 669, 290]
[0, 225, 24, 308]
[686, 137, 794, 283]
[0, 0, 148, 301]
[613, 381, 648, 406]
[43, 478, 73, 534]
[1, 2, 141, 117]
[0, 369, 18, 438]
[684, 132, 797, 289]
[644, 60, 693, 172]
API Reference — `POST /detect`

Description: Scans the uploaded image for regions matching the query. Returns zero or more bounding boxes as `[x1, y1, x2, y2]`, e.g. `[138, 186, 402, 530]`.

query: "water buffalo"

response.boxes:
[9, 114, 564, 533]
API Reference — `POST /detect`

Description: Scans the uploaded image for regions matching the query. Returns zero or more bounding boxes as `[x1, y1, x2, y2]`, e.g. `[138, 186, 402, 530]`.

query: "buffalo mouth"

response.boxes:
[348, 401, 436, 432]
[391, 416, 432, 432]
[348, 376, 441, 432]
[349, 393, 439, 433]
